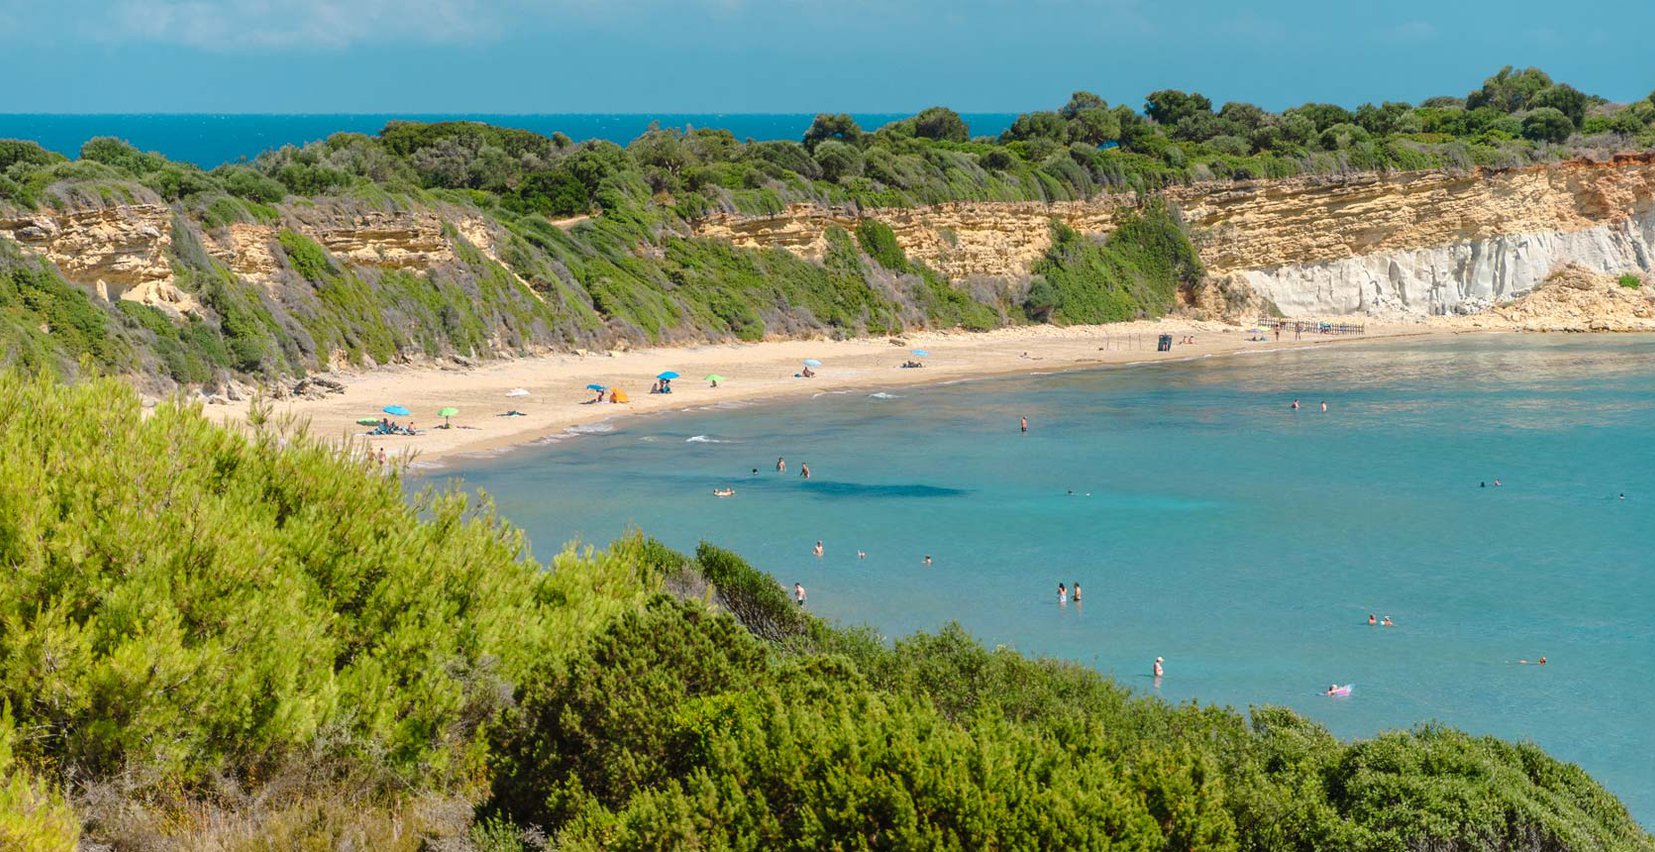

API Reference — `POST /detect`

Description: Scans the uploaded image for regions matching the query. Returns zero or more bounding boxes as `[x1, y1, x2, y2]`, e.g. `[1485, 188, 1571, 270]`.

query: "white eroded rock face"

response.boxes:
[1240, 213, 1655, 317]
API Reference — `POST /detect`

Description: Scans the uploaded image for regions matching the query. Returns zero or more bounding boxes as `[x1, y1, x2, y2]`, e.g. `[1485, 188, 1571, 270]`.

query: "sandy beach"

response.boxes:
[214, 318, 1460, 466]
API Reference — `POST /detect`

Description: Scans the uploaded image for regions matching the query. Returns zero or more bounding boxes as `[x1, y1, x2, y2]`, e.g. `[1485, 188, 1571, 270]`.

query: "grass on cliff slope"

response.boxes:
[1025, 199, 1204, 324]
[1, 371, 1650, 851]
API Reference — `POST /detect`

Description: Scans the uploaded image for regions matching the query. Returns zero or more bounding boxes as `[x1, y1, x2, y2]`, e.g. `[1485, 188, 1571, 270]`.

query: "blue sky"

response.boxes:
[1, 0, 1651, 113]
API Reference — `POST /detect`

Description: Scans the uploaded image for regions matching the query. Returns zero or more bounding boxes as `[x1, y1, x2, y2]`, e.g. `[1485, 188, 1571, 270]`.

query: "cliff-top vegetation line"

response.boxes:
[1, 66, 1647, 391]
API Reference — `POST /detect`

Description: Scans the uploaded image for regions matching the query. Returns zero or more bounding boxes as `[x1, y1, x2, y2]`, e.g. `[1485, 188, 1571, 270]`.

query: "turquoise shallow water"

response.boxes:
[432, 334, 1655, 824]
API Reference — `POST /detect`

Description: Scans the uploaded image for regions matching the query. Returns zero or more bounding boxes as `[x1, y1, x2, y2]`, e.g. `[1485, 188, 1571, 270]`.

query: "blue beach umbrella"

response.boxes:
[657, 371, 680, 380]
[383, 405, 412, 417]
[911, 349, 929, 357]
[585, 383, 607, 391]
[803, 359, 822, 367]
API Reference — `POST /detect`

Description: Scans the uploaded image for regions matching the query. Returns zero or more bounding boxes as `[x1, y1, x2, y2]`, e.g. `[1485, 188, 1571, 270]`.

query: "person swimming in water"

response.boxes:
[1320, 401, 1328, 413]
[1326, 683, 1342, 696]
[924, 554, 932, 566]
[1368, 613, 1377, 625]
[1291, 399, 1300, 410]
[813, 540, 824, 558]
[857, 550, 867, 559]
[1518, 656, 1548, 665]
[1381, 616, 1394, 627]
[713, 487, 735, 497]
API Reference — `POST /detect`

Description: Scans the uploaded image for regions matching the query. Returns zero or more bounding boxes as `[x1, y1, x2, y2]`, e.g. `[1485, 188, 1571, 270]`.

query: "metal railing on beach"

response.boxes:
[1256, 319, 1366, 336]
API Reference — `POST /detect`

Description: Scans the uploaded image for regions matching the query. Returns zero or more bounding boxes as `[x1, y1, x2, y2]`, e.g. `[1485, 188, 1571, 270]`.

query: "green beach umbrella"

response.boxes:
[356, 417, 380, 426]
[705, 374, 725, 385]
[438, 406, 458, 427]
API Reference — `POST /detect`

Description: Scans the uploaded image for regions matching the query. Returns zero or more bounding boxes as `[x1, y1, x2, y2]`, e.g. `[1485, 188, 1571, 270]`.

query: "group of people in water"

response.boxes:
[1056, 582, 1082, 605]
[715, 456, 811, 495]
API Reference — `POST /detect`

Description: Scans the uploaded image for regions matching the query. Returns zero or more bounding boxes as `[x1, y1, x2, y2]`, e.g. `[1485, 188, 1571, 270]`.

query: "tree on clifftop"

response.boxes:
[1529, 84, 1589, 128]
[803, 114, 863, 150]
[1144, 89, 1213, 126]
[999, 111, 1069, 143]
[1468, 65, 1553, 113]
[1521, 107, 1574, 143]
[913, 106, 970, 142]
[812, 140, 864, 181]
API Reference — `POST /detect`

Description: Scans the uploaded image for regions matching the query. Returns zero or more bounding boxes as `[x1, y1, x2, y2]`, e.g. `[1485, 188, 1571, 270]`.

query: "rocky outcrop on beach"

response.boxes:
[1472, 264, 1655, 331]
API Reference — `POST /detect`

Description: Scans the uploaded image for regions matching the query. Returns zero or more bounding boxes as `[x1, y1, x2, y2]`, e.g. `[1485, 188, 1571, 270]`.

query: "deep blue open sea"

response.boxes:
[0, 114, 1018, 168]
[431, 334, 1655, 826]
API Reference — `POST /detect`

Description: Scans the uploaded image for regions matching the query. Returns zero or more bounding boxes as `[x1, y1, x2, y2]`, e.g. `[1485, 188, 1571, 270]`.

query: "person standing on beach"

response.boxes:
[776, 457, 786, 474]
[800, 462, 811, 479]
[1020, 416, 1028, 433]
[794, 583, 807, 606]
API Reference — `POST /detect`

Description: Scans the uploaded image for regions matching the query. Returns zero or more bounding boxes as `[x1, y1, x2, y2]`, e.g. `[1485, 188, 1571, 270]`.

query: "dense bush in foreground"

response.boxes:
[0, 373, 1649, 849]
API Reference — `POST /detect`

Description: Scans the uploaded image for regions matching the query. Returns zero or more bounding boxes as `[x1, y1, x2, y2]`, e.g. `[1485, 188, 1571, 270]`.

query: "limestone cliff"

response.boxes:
[0, 205, 185, 307]
[693, 154, 1655, 319]
[0, 201, 501, 315]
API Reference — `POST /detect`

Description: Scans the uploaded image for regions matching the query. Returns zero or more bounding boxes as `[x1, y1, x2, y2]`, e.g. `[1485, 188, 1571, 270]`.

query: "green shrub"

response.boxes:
[1620, 273, 1641, 289]
[0, 372, 652, 792]
[854, 218, 908, 271]
[1025, 199, 1202, 324]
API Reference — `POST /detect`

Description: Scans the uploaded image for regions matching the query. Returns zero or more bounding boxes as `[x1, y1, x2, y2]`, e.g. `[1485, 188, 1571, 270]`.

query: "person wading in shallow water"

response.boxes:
[1020, 416, 1028, 433]
[800, 462, 811, 479]
[794, 583, 807, 606]
[776, 457, 786, 474]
